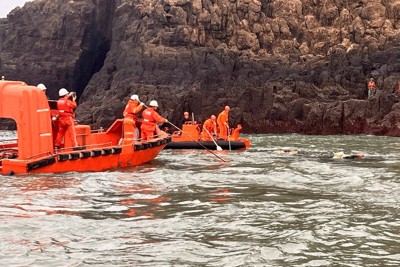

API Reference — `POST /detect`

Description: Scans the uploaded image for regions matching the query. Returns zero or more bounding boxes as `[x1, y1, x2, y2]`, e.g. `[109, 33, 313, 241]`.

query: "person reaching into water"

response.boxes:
[201, 115, 217, 141]
[140, 100, 168, 140]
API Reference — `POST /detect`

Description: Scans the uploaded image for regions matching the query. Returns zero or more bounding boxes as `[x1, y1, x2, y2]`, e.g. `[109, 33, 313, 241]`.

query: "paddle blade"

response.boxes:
[217, 146, 223, 151]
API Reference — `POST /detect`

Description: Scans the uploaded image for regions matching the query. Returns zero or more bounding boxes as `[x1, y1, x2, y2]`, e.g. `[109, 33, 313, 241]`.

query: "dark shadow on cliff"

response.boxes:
[72, 26, 111, 99]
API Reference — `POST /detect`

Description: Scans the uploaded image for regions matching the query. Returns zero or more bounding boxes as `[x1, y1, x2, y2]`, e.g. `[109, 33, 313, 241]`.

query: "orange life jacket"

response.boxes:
[57, 96, 76, 118]
[203, 119, 216, 134]
[123, 100, 142, 120]
[142, 108, 166, 125]
[217, 110, 229, 126]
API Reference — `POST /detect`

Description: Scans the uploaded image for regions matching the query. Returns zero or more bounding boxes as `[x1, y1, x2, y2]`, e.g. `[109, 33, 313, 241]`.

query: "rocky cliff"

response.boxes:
[1, 0, 400, 135]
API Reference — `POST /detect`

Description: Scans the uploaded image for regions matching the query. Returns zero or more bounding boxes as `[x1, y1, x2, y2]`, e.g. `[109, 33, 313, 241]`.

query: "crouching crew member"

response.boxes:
[202, 115, 217, 141]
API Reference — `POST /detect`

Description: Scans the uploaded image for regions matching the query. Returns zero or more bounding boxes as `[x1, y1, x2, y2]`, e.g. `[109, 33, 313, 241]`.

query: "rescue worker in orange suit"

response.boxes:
[122, 94, 144, 144]
[368, 78, 376, 98]
[54, 88, 78, 148]
[217, 105, 230, 140]
[37, 83, 48, 99]
[229, 124, 243, 141]
[201, 115, 217, 141]
[140, 100, 168, 141]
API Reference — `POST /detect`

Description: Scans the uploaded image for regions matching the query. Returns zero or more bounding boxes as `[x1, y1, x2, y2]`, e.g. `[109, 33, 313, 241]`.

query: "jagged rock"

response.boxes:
[1, 0, 400, 136]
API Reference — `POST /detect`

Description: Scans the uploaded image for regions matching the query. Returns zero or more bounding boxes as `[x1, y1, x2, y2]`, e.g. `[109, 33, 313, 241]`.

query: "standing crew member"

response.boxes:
[54, 88, 78, 148]
[217, 106, 230, 140]
[140, 100, 168, 140]
[202, 115, 217, 141]
[37, 83, 48, 99]
[122, 94, 144, 144]
[368, 78, 376, 98]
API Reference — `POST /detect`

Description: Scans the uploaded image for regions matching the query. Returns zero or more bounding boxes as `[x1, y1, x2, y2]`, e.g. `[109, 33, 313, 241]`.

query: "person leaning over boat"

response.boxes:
[54, 88, 78, 148]
[201, 115, 217, 141]
[122, 94, 144, 144]
[217, 105, 230, 140]
[140, 100, 168, 141]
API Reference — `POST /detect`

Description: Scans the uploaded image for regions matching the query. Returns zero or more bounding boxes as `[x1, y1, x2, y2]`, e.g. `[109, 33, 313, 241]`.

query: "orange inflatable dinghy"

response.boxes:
[166, 121, 250, 150]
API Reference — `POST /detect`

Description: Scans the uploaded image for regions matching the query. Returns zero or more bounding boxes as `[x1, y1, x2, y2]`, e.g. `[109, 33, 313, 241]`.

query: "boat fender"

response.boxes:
[69, 153, 80, 160]
[143, 143, 151, 149]
[27, 156, 56, 171]
[58, 154, 70, 162]
[112, 147, 122, 154]
[91, 150, 102, 157]
[150, 141, 159, 148]
[80, 151, 91, 159]
[134, 144, 143, 151]
[102, 148, 112, 155]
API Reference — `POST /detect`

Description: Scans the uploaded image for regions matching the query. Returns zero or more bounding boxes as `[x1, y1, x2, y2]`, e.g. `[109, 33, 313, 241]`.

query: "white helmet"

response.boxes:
[59, 88, 69, 97]
[130, 94, 139, 101]
[149, 100, 159, 107]
[37, 83, 47, 90]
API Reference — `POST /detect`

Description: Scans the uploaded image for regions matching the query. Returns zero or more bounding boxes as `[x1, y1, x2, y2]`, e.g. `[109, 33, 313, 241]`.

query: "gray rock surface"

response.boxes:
[1, 0, 400, 135]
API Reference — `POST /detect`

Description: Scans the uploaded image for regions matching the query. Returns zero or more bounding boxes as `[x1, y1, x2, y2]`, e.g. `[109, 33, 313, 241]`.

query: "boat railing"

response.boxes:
[25, 151, 53, 160]
[56, 142, 114, 153]
[90, 127, 105, 133]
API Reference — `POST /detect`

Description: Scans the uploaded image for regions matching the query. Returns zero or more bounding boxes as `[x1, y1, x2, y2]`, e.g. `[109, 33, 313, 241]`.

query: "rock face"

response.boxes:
[1, 0, 400, 135]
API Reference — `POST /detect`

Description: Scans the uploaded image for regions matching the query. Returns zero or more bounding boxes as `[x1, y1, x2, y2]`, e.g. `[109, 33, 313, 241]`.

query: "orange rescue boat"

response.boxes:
[0, 80, 171, 175]
[166, 121, 250, 150]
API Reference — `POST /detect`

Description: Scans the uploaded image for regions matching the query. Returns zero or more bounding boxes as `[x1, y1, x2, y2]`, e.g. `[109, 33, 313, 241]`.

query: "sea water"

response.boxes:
[0, 132, 399, 266]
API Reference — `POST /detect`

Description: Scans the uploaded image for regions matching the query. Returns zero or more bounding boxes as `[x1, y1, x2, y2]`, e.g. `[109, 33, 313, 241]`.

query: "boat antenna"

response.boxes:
[167, 121, 227, 162]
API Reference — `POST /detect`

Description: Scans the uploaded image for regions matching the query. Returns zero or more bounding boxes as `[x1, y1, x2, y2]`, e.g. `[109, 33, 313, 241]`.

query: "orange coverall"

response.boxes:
[54, 96, 78, 147]
[217, 110, 229, 140]
[140, 107, 167, 140]
[202, 118, 217, 141]
[123, 100, 143, 144]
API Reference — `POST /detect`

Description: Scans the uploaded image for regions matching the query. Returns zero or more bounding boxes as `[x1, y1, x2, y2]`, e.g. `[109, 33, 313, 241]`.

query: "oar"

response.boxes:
[167, 121, 227, 162]
[204, 127, 222, 151]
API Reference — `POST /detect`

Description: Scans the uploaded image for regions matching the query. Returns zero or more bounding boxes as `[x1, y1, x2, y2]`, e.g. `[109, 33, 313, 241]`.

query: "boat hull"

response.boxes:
[165, 139, 249, 150]
[1, 136, 171, 175]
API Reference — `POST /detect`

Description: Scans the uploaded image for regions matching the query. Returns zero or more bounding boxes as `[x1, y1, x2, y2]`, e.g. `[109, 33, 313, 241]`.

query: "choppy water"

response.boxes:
[1, 133, 399, 266]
